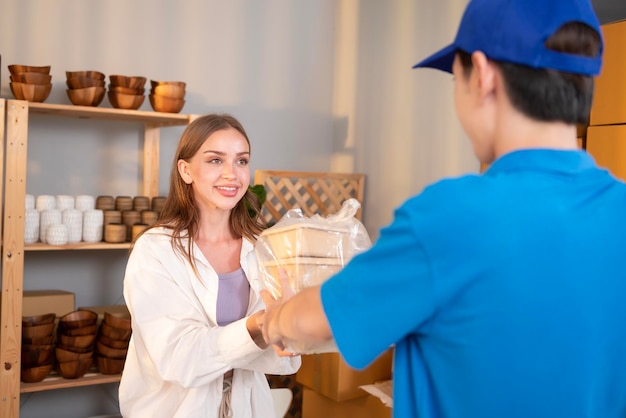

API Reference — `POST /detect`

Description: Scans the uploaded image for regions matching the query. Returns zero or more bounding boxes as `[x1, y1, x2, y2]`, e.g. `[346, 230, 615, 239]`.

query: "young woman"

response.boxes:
[119, 114, 300, 418]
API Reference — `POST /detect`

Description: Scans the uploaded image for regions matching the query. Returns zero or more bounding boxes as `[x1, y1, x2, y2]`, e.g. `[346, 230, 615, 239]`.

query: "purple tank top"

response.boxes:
[216, 268, 250, 326]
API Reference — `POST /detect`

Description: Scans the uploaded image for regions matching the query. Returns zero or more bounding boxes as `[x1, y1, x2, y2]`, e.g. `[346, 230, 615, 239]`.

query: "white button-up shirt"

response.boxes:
[119, 227, 301, 417]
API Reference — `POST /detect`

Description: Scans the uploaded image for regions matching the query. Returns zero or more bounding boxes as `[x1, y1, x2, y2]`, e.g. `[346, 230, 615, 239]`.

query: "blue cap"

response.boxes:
[413, 0, 603, 75]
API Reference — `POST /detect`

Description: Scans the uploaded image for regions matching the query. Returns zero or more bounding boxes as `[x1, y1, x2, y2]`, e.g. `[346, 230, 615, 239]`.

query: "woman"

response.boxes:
[119, 113, 300, 418]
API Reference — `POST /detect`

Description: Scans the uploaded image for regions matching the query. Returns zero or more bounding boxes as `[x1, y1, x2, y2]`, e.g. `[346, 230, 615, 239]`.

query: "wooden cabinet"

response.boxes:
[0, 99, 197, 418]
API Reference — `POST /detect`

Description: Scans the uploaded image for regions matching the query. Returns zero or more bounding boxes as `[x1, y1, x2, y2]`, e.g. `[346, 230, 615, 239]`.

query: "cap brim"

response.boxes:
[412, 44, 456, 73]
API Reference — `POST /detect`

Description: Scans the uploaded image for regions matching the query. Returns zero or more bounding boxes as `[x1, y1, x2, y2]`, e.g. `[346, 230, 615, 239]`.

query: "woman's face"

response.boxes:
[178, 127, 250, 213]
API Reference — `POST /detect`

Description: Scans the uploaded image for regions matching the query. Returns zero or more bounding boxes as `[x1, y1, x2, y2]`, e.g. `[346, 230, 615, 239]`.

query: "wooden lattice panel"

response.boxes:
[254, 170, 365, 225]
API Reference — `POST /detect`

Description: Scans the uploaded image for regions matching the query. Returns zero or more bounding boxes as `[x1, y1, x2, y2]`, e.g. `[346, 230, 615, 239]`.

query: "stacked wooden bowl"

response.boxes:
[149, 80, 186, 113]
[9, 64, 52, 103]
[55, 310, 98, 379]
[66, 70, 106, 107]
[95, 312, 131, 375]
[21, 313, 55, 383]
[108, 75, 146, 110]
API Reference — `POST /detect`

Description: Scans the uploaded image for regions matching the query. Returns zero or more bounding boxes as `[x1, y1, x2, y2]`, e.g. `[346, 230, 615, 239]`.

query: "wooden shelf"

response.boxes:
[0, 99, 196, 417]
[21, 369, 120, 393]
[26, 102, 196, 127]
[25, 242, 131, 251]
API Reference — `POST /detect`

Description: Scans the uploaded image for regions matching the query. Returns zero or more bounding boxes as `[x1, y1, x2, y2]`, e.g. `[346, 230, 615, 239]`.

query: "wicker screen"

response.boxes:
[253, 170, 365, 225]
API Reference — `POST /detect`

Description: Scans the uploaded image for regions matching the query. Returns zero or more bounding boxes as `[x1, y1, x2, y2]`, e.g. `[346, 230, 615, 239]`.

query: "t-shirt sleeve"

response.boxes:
[321, 199, 435, 370]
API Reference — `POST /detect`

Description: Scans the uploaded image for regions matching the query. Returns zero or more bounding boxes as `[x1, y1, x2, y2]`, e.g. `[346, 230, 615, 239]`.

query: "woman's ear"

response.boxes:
[177, 159, 193, 184]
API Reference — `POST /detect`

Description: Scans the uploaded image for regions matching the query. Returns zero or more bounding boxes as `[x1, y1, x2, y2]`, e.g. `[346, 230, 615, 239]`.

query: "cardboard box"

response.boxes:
[296, 348, 394, 402]
[23, 290, 75, 317]
[586, 124, 626, 181]
[590, 19, 626, 126]
[302, 388, 391, 418]
[76, 304, 130, 324]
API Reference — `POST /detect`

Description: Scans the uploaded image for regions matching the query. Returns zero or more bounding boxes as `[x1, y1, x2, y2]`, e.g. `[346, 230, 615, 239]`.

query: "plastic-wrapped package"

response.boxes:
[255, 198, 372, 353]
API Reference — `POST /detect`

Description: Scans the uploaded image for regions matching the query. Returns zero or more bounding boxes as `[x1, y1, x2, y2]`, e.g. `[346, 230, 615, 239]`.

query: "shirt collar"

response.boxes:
[484, 149, 596, 177]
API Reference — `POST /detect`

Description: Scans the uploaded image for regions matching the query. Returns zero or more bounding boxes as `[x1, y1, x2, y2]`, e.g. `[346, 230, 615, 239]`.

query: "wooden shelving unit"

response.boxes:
[0, 100, 197, 418]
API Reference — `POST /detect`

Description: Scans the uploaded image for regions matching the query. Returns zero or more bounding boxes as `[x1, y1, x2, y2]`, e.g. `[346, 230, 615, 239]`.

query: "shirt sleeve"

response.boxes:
[321, 199, 435, 370]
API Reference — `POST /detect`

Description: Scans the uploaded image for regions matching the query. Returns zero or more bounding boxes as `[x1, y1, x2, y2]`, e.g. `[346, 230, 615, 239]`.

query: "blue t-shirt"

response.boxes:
[322, 149, 626, 418]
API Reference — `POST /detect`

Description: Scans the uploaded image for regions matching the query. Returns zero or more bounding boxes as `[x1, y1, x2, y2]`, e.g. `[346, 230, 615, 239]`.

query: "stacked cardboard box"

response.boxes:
[297, 348, 393, 417]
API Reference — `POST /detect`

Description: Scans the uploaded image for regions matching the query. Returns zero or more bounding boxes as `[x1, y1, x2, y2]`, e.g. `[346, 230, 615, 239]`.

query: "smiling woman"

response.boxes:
[119, 113, 301, 418]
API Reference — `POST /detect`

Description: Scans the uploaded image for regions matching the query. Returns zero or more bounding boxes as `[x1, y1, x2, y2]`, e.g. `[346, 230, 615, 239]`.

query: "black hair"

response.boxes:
[458, 22, 601, 124]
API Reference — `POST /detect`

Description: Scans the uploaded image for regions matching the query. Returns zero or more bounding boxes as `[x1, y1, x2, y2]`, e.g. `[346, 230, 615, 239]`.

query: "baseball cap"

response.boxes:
[413, 0, 603, 75]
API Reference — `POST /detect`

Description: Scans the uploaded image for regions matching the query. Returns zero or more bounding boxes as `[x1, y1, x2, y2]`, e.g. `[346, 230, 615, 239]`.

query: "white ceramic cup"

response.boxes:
[82, 209, 104, 242]
[36, 195, 56, 211]
[55, 195, 75, 211]
[75, 194, 96, 211]
[40, 209, 62, 243]
[62, 209, 83, 243]
[25, 194, 35, 210]
[24, 209, 40, 244]
[46, 224, 68, 245]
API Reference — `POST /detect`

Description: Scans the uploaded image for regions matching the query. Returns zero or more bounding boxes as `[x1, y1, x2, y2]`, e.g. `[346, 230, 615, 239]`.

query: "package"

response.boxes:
[256, 198, 371, 299]
[302, 388, 391, 418]
[296, 348, 394, 401]
[23, 290, 75, 317]
[255, 198, 371, 353]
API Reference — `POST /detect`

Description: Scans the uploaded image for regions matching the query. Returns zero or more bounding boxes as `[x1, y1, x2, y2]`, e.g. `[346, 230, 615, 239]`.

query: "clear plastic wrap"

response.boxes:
[255, 198, 372, 354]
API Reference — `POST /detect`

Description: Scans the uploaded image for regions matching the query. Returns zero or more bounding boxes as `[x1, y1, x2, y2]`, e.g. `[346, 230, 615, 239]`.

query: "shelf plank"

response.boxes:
[26, 102, 197, 127]
[21, 370, 120, 393]
[25, 242, 131, 251]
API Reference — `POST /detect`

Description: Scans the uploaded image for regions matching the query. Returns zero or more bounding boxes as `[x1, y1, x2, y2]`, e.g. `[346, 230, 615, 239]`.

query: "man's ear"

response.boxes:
[471, 51, 497, 101]
[177, 159, 192, 184]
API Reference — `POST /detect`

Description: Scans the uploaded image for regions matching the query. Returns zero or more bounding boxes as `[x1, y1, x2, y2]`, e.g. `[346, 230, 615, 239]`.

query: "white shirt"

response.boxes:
[119, 227, 301, 417]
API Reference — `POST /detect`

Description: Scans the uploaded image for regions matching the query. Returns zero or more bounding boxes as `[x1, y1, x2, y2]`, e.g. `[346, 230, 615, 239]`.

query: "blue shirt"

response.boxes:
[322, 149, 626, 417]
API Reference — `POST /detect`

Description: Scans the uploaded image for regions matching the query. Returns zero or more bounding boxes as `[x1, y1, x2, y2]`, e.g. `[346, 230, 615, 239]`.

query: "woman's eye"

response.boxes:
[208, 158, 221, 164]
[238, 159, 249, 166]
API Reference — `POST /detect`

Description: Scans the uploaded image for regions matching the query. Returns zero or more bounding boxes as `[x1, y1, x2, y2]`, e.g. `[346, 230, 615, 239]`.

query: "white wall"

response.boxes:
[1, 1, 476, 416]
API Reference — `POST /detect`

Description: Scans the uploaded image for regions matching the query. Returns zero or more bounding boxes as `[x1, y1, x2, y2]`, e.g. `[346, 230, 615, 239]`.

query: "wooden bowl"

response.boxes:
[95, 355, 125, 375]
[21, 362, 53, 383]
[99, 322, 132, 341]
[9, 64, 51, 75]
[22, 334, 54, 346]
[108, 85, 145, 95]
[10, 72, 52, 84]
[98, 334, 130, 349]
[57, 332, 97, 349]
[66, 86, 106, 106]
[58, 323, 98, 336]
[109, 75, 146, 90]
[9, 82, 52, 102]
[108, 91, 144, 110]
[149, 94, 185, 113]
[57, 356, 93, 379]
[150, 80, 186, 89]
[59, 309, 98, 329]
[21, 345, 54, 367]
[55, 345, 94, 363]
[22, 313, 56, 327]
[21, 322, 54, 339]
[150, 84, 185, 99]
[104, 312, 131, 330]
[96, 341, 128, 359]
[65, 70, 105, 80]
[66, 76, 106, 89]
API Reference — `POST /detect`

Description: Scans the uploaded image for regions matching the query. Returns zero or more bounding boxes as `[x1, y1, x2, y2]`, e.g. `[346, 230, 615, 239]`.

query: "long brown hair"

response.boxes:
[132, 113, 266, 273]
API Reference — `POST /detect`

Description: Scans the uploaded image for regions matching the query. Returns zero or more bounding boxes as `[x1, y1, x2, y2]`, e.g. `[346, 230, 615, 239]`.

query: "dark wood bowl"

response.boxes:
[22, 313, 56, 327]
[21, 362, 53, 383]
[59, 310, 98, 329]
